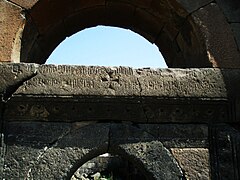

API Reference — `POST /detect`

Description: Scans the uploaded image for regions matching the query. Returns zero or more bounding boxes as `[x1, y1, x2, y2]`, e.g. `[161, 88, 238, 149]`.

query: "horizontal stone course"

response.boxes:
[1, 64, 240, 123]
[9, 64, 235, 98]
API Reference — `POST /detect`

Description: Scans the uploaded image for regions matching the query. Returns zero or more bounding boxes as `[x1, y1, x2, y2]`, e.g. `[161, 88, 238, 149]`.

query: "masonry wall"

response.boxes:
[1, 0, 240, 179]
[0, 64, 240, 179]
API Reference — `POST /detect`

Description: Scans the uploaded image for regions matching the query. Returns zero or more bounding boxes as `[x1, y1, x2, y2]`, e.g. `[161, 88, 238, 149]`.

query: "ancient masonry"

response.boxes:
[0, 0, 240, 179]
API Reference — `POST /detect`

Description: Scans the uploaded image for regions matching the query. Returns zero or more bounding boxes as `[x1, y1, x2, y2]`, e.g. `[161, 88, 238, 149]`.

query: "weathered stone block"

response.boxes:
[4, 122, 72, 179]
[4, 122, 109, 179]
[109, 123, 184, 180]
[0, 63, 38, 100]
[171, 148, 210, 180]
[8, 0, 39, 9]
[5, 96, 147, 122]
[176, 0, 213, 13]
[216, 0, 240, 22]
[231, 23, 240, 51]
[0, 65, 238, 123]
[139, 124, 209, 148]
[15, 65, 141, 96]
[13, 65, 231, 98]
[192, 3, 240, 68]
[210, 125, 240, 180]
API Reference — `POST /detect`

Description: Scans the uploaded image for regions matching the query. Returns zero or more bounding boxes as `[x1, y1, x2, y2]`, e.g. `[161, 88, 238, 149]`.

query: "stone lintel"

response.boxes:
[0, 64, 239, 123]
[10, 64, 239, 98]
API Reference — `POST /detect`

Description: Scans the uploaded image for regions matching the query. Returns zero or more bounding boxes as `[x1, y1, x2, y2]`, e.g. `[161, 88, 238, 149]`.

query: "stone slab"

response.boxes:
[171, 148, 210, 180]
[4, 97, 235, 123]
[4, 122, 109, 179]
[176, 0, 213, 13]
[216, 0, 240, 22]
[4, 96, 147, 122]
[192, 3, 240, 68]
[13, 65, 237, 98]
[139, 124, 209, 148]
[8, 0, 39, 9]
[0, 63, 38, 100]
[231, 23, 240, 51]
[109, 123, 184, 180]
[0, 64, 238, 123]
[210, 125, 240, 180]
[4, 122, 72, 179]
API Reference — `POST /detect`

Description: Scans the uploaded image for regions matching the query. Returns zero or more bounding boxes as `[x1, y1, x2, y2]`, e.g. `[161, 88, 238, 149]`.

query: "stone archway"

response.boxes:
[1, 0, 240, 67]
[4, 122, 183, 179]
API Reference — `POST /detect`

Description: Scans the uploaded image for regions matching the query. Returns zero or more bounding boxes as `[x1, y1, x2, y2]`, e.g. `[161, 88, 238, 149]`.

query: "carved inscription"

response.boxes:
[139, 72, 226, 97]
[13, 66, 230, 97]
[38, 66, 134, 76]
[25, 78, 98, 89]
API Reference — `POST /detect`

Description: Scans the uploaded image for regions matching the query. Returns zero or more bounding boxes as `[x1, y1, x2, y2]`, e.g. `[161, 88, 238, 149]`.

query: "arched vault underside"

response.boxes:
[0, 0, 240, 67]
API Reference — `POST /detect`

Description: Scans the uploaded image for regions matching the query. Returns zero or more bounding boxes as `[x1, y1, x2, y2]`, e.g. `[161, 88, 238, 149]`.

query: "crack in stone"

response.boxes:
[6, 0, 25, 9]
[107, 124, 111, 153]
[25, 127, 72, 179]
[136, 74, 149, 122]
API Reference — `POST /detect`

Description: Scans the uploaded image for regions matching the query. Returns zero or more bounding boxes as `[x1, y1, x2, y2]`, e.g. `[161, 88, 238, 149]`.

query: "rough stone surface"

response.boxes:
[216, 0, 240, 22]
[15, 0, 234, 68]
[231, 23, 240, 51]
[7, 0, 39, 9]
[14, 65, 230, 98]
[176, 0, 213, 13]
[4, 122, 109, 179]
[0, 0, 240, 69]
[4, 122, 72, 179]
[139, 124, 209, 148]
[4, 122, 186, 179]
[0, 63, 38, 100]
[0, 65, 238, 123]
[192, 3, 240, 68]
[109, 123, 184, 180]
[171, 148, 210, 180]
[210, 125, 240, 180]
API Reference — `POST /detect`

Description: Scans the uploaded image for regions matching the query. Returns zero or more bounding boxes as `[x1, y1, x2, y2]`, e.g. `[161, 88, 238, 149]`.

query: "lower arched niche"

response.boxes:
[28, 123, 184, 179]
[71, 153, 147, 180]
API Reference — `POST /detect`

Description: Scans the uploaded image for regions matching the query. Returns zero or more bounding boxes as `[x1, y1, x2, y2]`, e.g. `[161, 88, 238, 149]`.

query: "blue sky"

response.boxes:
[47, 26, 167, 68]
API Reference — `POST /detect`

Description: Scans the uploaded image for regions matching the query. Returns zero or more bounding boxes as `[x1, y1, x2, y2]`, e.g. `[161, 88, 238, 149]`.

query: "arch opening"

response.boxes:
[71, 153, 147, 180]
[46, 26, 168, 68]
[20, 0, 211, 68]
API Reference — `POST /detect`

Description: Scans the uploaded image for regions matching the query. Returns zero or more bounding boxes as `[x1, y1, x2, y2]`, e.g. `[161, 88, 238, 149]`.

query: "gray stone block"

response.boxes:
[13, 65, 233, 98]
[177, 0, 213, 13]
[109, 123, 184, 180]
[216, 0, 240, 22]
[4, 122, 109, 179]
[0, 63, 38, 101]
[231, 23, 240, 50]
